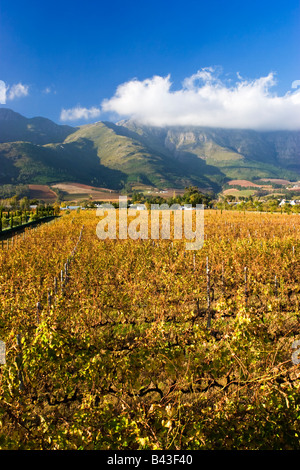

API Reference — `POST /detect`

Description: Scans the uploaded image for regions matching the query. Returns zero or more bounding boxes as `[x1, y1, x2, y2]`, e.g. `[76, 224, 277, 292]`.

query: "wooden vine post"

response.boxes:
[206, 257, 212, 329]
[244, 266, 248, 306]
[16, 334, 25, 392]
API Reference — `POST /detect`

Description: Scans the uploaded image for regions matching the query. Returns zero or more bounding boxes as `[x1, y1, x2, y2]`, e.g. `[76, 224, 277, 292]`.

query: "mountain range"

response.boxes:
[0, 107, 299, 193]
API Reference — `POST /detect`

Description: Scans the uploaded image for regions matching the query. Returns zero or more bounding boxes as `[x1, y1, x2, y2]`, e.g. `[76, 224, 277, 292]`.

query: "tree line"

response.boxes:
[0, 203, 59, 232]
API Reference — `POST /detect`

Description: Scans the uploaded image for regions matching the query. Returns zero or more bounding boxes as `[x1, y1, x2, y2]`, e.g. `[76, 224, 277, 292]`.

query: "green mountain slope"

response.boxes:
[0, 108, 76, 144]
[0, 139, 126, 188]
[63, 121, 221, 190]
[0, 108, 299, 191]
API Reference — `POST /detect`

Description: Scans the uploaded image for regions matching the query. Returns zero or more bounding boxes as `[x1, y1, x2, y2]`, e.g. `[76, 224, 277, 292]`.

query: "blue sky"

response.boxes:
[0, 0, 299, 128]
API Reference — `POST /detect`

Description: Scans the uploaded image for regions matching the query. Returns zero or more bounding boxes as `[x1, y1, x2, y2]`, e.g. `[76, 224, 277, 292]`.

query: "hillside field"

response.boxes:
[28, 184, 58, 202]
[0, 209, 300, 450]
[222, 188, 256, 198]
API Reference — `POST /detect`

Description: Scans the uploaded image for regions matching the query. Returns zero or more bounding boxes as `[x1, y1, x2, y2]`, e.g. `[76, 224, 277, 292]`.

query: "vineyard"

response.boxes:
[0, 209, 300, 450]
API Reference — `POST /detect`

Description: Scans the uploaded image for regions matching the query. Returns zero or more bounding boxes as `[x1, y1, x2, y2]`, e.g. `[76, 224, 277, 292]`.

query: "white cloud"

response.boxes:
[0, 80, 7, 103]
[292, 80, 300, 89]
[7, 83, 29, 100]
[101, 69, 300, 130]
[182, 66, 219, 89]
[60, 105, 101, 121]
[42, 85, 57, 95]
[0, 80, 29, 103]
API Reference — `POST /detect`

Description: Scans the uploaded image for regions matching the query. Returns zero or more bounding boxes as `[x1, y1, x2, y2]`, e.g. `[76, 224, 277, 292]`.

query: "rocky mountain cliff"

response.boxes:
[119, 120, 300, 172]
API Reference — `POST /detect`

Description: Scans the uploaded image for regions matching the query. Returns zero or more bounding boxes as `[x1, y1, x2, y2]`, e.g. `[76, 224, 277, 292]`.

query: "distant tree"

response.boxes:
[19, 197, 30, 211]
[181, 186, 213, 206]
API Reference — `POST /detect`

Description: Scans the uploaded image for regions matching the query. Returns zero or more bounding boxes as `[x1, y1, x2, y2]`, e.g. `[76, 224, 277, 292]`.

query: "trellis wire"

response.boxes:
[35, 225, 85, 319]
